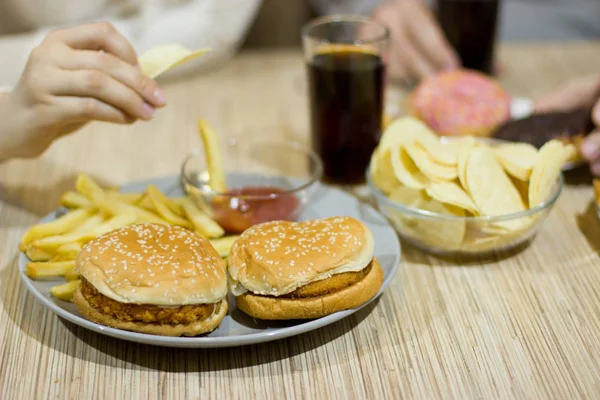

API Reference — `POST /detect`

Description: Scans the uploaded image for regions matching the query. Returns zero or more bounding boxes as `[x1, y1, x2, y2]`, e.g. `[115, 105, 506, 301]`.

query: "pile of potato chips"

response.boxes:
[370, 117, 575, 253]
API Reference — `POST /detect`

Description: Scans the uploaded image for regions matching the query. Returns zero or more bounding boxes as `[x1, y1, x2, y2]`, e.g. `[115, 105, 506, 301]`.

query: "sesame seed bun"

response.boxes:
[227, 216, 375, 297]
[227, 216, 382, 320]
[235, 258, 383, 320]
[76, 223, 227, 306]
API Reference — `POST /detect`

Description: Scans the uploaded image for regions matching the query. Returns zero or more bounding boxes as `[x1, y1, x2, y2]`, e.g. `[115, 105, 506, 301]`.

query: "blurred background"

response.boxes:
[243, 0, 600, 49]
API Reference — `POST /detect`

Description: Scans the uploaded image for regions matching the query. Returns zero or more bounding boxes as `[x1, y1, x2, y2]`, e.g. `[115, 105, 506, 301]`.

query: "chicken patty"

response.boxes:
[281, 261, 373, 299]
[80, 279, 217, 325]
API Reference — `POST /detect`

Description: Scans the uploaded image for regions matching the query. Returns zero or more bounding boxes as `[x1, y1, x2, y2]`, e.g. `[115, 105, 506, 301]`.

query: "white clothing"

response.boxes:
[0, 0, 262, 86]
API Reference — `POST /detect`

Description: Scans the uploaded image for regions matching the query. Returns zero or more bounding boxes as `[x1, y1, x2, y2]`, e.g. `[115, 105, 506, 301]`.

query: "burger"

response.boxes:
[73, 223, 228, 336]
[227, 216, 384, 320]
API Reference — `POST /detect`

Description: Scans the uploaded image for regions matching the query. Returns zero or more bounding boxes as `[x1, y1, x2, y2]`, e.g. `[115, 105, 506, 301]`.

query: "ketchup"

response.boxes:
[211, 186, 300, 234]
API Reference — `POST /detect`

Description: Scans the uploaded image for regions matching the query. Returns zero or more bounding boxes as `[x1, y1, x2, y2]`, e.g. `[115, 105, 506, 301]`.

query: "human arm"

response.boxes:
[0, 0, 263, 86]
[0, 23, 165, 162]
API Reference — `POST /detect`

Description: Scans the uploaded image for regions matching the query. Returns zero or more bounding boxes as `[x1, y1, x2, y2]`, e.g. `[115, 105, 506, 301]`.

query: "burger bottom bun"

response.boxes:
[73, 286, 228, 337]
[235, 258, 384, 320]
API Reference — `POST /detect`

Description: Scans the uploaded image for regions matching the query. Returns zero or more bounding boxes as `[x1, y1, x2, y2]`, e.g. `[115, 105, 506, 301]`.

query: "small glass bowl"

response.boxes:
[181, 138, 323, 234]
[366, 168, 563, 258]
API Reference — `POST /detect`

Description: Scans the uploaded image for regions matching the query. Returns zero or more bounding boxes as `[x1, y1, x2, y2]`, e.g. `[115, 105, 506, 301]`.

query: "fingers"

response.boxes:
[60, 50, 166, 108]
[46, 22, 138, 66]
[581, 131, 600, 177]
[535, 75, 600, 113]
[387, 47, 409, 85]
[374, 8, 432, 82]
[395, 31, 437, 80]
[373, 1, 458, 83]
[407, 5, 459, 71]
[593, 99, 600, 126]
[53, 96, 133, 125]
[48, 69, 154, 120]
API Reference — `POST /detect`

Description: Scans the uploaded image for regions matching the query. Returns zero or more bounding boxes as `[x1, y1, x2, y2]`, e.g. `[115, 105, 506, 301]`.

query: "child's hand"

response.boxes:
[0, 22, 167, 161]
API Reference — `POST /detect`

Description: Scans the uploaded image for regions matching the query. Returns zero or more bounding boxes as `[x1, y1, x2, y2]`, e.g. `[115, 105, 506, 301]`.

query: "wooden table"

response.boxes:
[1, 42, 600, 399]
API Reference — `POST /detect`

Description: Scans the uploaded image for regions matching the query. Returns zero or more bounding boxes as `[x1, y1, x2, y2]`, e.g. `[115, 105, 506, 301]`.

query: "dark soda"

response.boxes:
[436, 0, 500, 75]
[307, 50, 385, 185]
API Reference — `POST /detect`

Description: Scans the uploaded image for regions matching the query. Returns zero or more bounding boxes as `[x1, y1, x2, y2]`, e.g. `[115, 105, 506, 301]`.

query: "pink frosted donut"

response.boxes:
[410, 69, 511, 137]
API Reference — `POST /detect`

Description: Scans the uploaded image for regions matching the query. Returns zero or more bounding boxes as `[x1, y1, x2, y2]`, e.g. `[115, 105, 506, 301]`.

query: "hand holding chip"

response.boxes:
[0, 22, 169, 161]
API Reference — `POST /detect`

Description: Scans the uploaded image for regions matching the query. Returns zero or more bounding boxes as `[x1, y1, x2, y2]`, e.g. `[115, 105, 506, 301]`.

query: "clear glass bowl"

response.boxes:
[181, 138, 323, 234]
[366, 167, 563, 258]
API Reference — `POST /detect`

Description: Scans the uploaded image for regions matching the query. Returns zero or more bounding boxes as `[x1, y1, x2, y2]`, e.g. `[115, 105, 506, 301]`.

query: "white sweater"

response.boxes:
[0, 0, 263, 86]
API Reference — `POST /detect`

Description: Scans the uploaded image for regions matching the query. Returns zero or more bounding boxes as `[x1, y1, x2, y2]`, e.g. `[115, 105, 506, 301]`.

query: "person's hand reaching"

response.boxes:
[535, 74, 600, 175]
[372, 0, 460, 84]
[0, 22, 167, 162]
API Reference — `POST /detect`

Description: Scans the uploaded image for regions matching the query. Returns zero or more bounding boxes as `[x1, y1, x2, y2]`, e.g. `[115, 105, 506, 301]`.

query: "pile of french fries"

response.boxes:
[22, 173, 238, 302]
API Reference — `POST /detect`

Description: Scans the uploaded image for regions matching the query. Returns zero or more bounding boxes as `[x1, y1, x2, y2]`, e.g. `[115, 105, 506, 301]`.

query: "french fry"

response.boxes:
[107, 191, 144, 204]
[95, 212, 137, 233]
[50, 280, 79, 302]
[137, 193, 183, 216]
[30, 213, 105, 251]
[137, 194, 155, 211]
[181, 197, 224, 238]
[64, 269, 81, 282]
[167, 199, 184, 217]
[210, 235, 239, 257]
[33, 233, 85, 250]
[60, 191, 92, 209]
[76, 174, 165, 224]
[20, 208, 95, 250]
[25, 246, 54, 262]
[170, 197, 186, 207]
[146, 185, 192, 228]
[25, 260, 75, 279]
[197, 119, 227, 192]
[33, 213, 136, 250]
[56, 242, 83, 260]
[70, 213, 105, 235]
[136, 193, 184, 218]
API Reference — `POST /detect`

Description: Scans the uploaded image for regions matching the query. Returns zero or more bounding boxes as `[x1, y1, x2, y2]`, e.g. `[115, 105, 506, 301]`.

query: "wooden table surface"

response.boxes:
[1, 42, 600, 400]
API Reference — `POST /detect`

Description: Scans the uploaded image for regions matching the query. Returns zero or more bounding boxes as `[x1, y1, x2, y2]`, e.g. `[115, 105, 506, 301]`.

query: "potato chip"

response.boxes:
[425, 182, 479, 215]
[466, 145, 526, 231]
[387, 189, 466, 251]
[411, 200, 466, 250]
[139, 45, 210, 78]
[460, 219, 534, 252]
[457, 137, 476, 192]
[386, 186, 428, 230]
[510, 176, 530, 209]
[416, 138, 463, 166]
[371, 123, 564, 254]
[405, 141, 458, 182]
[371, 148, 402, 194]
[461, 233, 515, 253]
[388, 186, 428, 209]
[390, 146, 429, 189]
[529, 140, 573, 207]
[379, 117, 438, 150]
[492, 143, 538, 181]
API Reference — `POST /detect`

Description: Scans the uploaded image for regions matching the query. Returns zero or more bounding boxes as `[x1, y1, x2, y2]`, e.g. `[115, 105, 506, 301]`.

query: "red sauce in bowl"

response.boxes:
[211, 186, 300, 234]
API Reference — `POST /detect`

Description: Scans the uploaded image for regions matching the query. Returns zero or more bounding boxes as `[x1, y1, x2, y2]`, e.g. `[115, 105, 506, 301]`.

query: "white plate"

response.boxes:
[18, 176, 401, 348]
